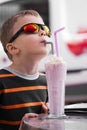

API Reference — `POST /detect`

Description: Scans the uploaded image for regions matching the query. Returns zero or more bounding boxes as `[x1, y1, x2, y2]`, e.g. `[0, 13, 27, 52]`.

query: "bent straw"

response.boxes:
[54, 27, 65, 56]
[46, 42, 54, 54]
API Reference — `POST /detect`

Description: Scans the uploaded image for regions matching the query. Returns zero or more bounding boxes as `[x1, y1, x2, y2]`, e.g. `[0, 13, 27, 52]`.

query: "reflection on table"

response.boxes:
[22, 114, 87, 130]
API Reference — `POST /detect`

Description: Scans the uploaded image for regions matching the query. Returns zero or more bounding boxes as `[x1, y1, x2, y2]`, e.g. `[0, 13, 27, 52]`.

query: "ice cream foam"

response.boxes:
[47, 55, 66, 64]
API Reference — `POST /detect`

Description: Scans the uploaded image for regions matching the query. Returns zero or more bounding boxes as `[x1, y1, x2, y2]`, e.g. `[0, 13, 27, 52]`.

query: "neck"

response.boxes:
[10, 57, 41, 75]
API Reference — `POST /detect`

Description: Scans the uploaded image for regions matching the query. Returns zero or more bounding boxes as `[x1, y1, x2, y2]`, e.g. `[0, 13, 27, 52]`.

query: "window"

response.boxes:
[0, 0, 49, 29]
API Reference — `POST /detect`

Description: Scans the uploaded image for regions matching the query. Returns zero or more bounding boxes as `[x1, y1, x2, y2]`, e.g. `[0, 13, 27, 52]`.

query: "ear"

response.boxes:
[6, 43, 20, 55]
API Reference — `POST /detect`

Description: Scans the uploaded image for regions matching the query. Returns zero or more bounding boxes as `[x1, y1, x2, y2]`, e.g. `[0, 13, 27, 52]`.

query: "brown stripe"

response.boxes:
[0, 86, 47, 93]
[0, 101, 45, 109]
[0, 74, 15, 78]
[0, 120, 21, 125]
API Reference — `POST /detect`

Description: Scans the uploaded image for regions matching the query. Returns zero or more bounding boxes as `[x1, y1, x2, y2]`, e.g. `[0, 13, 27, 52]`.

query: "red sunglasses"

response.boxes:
[9, 23, 51, 43]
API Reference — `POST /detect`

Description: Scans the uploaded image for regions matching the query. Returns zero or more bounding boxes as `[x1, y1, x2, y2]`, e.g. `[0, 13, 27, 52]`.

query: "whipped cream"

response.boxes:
[47, 55, 66, 64]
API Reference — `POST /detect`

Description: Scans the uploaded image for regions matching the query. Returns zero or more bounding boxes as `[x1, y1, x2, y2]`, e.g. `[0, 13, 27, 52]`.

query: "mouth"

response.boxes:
[40, 40, 47, 45]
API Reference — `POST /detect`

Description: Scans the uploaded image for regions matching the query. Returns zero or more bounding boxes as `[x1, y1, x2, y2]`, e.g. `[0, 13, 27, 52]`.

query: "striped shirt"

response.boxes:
[0, 69, 48, 130]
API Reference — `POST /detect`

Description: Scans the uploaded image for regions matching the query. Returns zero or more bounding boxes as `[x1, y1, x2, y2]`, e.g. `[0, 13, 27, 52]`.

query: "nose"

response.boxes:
[39, 29, 46, 36]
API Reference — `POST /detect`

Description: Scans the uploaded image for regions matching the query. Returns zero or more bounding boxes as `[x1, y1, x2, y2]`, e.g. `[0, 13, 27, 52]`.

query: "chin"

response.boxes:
[41, 49, 49, 55]
[37, 51, 48, 59]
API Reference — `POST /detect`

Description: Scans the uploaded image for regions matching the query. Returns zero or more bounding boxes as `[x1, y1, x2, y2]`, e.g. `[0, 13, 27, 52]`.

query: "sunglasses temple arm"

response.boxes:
[46, 42, 54, 55]
[9, 28, 23, 43]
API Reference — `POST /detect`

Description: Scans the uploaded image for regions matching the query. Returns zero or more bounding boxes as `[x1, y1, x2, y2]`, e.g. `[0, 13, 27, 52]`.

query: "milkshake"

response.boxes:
[45, 55, 67, 117]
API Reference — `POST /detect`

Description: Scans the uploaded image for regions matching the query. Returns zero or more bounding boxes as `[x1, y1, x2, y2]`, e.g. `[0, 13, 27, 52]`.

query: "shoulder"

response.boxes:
[39, 72, 46, 79]
[0, 69, 15, 78]
[0, 69, 8, 75]
[39, 72, 46, 76]
[38, 72, 47, 85]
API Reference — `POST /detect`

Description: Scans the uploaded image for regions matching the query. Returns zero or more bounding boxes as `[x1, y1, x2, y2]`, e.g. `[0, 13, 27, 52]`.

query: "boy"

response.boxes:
[0, 9, 50, 130]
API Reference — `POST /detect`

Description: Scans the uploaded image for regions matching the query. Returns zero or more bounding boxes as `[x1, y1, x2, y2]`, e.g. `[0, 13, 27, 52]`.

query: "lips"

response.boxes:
[40, 40, 46, 44]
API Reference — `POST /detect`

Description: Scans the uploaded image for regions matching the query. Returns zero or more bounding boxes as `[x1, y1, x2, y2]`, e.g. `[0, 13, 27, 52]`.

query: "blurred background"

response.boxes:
[0, 0, 87, 104]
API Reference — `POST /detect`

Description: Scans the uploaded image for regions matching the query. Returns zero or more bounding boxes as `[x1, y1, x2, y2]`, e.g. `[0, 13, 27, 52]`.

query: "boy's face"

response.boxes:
[8, 15, 50, 59]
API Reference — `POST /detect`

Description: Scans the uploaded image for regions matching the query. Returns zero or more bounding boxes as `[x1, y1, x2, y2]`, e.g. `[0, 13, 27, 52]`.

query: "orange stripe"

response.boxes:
[0, 101, 45, 109]
[0, 120, 21, 125]
[0, 74, 15, 78]
[0, 86, 47, 93]
[0, 73, 45, 78]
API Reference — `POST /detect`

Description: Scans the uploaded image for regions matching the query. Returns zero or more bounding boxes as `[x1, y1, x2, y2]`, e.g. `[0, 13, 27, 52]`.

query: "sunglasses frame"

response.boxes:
[9, 23, 51, 43]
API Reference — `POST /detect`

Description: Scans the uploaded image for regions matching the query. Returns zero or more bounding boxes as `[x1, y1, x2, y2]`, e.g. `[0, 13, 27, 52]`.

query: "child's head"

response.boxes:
[1, 9, 50, 60]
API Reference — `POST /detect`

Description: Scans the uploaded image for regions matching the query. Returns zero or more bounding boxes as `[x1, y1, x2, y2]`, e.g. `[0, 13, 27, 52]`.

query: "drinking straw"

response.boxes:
[54, 27, 65, 56]
[46, 42, 54, 54]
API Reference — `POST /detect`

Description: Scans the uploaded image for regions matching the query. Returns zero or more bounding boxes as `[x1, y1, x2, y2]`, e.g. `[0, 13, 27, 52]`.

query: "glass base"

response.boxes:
[44, 114, 67, 119]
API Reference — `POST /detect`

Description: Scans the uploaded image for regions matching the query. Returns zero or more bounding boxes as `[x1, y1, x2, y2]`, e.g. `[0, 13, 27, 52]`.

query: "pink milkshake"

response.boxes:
[45, 55, 67, 118]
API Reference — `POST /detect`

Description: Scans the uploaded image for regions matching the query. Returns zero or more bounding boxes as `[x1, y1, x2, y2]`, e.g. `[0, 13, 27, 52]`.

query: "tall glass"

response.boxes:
[45, 56, 67, 118]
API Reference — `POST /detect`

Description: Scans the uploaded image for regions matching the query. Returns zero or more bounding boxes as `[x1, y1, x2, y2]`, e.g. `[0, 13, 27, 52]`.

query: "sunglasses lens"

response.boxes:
[23, 23, 51, 37]
[43, 26, 51, 37]
[24, 24, 38, 33]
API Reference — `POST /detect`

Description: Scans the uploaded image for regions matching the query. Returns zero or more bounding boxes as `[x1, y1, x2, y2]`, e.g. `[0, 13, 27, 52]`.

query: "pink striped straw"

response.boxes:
[54, 27, 65, 56]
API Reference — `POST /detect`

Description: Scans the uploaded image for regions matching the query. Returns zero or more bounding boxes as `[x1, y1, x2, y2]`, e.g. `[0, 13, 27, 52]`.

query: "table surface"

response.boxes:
[23, 113, 87, 130]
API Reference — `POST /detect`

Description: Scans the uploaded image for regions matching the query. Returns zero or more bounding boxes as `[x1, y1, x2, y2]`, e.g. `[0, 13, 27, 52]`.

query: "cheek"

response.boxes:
[20, 36, 39, 51]
[21, 35, 38, 44]
[24, 34, 39, 43]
